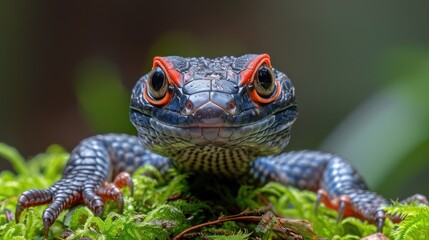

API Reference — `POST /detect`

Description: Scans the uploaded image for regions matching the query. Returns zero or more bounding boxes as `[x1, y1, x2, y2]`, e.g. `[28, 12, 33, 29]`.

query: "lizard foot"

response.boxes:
[315, 189, 387, 232]
[16, 171, 133, 238]
[387, 193, 429, 223]
[315, 189, 429, 233]
[399, 193, 428, 205]
[96, 172, 133, 213]
[315, 189, 365, 221]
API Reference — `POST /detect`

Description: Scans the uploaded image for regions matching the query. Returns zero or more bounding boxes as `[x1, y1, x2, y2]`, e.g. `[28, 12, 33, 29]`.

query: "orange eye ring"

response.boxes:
[143, 57, 181, 107]
[152, 57, 183, 87]
[143, 84, 172, 106]
[147, 66, 169, 99]
[249, 80, 281, 104]
[241, 54, 281, 105]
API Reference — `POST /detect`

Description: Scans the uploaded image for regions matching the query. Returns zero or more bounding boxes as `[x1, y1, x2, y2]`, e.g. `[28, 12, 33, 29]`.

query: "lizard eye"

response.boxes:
[143, 66, 172, 106]
[248, 63, 281, 105]
[148, 67, 169, 99]
[240, 54, 281, 105]
[254, 65, 276, 98]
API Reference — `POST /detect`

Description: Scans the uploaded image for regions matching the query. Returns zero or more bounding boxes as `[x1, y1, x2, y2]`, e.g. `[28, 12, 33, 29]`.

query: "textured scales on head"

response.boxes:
[130, 54, 297, 177]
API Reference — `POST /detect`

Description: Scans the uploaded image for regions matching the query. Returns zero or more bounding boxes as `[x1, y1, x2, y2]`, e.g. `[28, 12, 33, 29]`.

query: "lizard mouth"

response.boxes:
[130, 104, 297, 147]
[131, 105, 297, 175]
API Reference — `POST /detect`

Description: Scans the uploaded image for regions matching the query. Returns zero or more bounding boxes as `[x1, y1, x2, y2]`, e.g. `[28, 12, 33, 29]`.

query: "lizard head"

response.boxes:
[130, 54, 297, 175]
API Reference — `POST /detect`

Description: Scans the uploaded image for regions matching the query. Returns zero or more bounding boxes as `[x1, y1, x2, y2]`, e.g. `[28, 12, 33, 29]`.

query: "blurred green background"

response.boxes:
[1, 1, 428, 200]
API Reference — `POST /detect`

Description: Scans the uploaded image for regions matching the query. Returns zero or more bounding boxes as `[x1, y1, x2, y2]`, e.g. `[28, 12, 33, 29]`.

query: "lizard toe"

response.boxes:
[83, 186, 105, 216]
[315, 188, 388, 230]
[113, 171, 134, 196]
[16, 188, 54, 223]
[400, 193, 428, 205]
[95, 183, 123, 213]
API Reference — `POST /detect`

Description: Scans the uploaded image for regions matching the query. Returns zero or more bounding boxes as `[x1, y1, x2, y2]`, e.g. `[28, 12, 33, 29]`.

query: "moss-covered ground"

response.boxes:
[1, 143, 428, 239]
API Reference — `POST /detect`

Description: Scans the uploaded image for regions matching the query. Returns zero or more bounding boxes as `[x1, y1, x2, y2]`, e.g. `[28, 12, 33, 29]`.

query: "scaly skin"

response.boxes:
[16, 54, 427, 238]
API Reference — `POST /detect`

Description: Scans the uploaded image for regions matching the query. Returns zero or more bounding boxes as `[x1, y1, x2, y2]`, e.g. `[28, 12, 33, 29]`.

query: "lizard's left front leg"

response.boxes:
[15, 134, 171, 237]
[249, 150, 428, 232]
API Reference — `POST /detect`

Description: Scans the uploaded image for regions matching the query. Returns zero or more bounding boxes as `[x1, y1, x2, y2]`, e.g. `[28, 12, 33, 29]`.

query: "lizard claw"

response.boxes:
[314, 189, 327, 214]
[374, 209, 386, 233]
[400, 193, 428, 205]
[314, 189, 370, 224]
[113, 172, 134, 197]
[83, 186, 105, 216]
[336, 197, 347, 223]
[386, 193, 429, 224]
[315, 190, 429, 233]
[16, 188, 54, 223]
[15, 171, 133, 238]
[315, 189, 354, 223]
[96, 172, 133, 213]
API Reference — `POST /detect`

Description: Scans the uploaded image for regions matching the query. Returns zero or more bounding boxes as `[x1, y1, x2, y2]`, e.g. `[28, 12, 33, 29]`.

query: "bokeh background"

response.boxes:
[1, 1, 428, 200]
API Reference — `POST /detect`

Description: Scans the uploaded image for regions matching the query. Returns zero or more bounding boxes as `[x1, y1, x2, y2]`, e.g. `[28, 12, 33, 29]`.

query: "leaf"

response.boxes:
[67, 206, 94, 231]
[207, 230, 252, 240]
[144, 204, 189, 235]
[385, 202, 429, 240]
[0, 143, 27, 175]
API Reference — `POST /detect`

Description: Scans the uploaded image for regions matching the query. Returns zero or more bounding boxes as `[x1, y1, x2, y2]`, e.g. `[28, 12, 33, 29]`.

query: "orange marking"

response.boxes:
[249, 81, 282, 105]
[239, 54, 272, 86]
[143, 84, 172, 106]
[321, 195, 366, 221]
[239, 54, 280, 105]
[142, 56, 180, 107]
[153, 57, 183, 87]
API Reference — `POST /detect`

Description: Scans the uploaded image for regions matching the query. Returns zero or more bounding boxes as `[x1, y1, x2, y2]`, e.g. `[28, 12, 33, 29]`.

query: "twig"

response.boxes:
[173, 215, 267, 239]
[173, 212, 311, 240]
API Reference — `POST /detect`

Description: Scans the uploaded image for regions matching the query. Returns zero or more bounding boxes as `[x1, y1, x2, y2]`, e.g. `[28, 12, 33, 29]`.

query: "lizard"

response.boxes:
[15, 54, 428, 238]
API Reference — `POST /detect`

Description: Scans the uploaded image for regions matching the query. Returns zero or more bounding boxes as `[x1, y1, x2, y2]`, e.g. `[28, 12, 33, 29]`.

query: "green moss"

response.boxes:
[1, 143, 427, 239]
[385, 202, 429, 240]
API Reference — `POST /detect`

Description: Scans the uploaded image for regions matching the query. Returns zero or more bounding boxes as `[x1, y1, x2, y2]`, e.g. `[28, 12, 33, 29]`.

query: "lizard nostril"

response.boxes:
[185, 100, 193, 111]
[228, 101, 236, 110]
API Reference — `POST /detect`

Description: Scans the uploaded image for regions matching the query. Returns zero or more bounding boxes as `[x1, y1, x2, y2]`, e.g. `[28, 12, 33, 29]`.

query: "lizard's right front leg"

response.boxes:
[15, 134, 171, 238]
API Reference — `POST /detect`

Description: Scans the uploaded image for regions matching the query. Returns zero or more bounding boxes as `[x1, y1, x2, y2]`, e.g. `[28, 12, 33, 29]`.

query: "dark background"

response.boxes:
[1, 1, 429, 199]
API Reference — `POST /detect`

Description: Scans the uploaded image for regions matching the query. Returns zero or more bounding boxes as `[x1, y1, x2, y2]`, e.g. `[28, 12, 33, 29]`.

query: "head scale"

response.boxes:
[130, 54, 297, 176]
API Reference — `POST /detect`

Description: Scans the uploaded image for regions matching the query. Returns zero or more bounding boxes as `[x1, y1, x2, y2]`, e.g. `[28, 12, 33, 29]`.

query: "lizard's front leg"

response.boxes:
[15, 134, 171, 238]
[250, 150, 428, 232]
